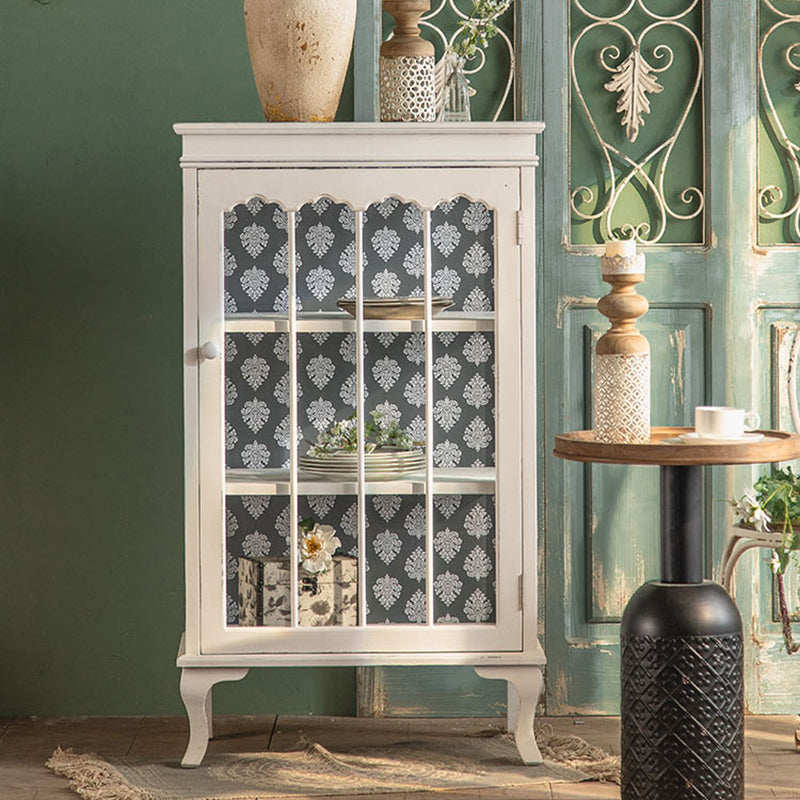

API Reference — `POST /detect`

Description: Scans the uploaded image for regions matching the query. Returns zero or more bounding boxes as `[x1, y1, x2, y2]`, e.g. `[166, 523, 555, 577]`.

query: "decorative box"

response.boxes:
[238, 555, 358, 627]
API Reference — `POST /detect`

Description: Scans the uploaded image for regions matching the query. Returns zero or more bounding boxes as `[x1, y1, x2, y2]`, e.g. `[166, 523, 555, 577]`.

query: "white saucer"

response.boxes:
[677, 432, 764, 445]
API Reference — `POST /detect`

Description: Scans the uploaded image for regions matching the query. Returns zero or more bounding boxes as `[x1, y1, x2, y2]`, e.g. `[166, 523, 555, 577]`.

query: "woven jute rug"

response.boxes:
[46, 724, 620, 800]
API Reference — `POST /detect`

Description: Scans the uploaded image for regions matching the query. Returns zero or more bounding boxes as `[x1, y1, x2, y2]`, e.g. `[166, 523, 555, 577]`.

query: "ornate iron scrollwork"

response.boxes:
[420, 0, 515, 121]
[758, 1, 800, 244]
[570, 0, 705, 245]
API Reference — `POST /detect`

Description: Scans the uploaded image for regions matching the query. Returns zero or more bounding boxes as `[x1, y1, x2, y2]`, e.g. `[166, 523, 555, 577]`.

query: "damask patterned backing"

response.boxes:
[223, 196, 494, 312]
[224, 331, 495, 469]
[225, 493, 496, 625]
[222, 192, 498, 628]
[225, 333, 292, 469]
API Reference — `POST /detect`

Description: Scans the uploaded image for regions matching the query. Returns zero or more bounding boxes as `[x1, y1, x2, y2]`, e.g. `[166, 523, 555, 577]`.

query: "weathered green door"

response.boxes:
[542, 0, 800, 715]
[354, 0, 800, 717]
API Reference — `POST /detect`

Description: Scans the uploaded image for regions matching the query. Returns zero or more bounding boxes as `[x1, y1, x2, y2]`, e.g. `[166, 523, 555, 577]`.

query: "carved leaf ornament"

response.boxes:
[604, 45, 664, 143]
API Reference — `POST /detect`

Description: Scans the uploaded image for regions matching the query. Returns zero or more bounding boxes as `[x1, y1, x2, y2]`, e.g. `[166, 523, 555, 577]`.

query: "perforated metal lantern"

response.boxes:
[380, 0, 436, 122]
[593, 239, 651, 444]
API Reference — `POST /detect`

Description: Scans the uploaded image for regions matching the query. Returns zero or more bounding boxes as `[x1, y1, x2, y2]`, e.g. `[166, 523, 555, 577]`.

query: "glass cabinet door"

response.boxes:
[196, 168, 523, 655]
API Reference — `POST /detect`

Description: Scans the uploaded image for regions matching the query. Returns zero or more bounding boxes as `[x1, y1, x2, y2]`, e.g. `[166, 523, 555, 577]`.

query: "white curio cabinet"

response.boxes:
[175, 123, 545, 767]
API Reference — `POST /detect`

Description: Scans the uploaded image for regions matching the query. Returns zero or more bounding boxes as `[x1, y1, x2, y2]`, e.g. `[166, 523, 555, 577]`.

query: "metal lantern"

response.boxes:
[593, 239, 651, 444]
[380, 0, 436, 122]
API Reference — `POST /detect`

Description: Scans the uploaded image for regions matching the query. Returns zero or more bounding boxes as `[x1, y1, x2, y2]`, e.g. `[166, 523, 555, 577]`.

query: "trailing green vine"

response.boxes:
[731, 467, 800, 654]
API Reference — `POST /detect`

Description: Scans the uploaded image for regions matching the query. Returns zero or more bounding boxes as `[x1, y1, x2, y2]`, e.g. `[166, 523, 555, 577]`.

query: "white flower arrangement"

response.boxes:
[299, 520, 341, 575]
[731, 492, 773, 538]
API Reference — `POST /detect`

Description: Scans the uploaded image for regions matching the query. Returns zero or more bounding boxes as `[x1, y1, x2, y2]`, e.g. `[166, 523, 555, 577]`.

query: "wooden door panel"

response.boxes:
[738, 311, 800, 712]
[547, 305, 708, 712]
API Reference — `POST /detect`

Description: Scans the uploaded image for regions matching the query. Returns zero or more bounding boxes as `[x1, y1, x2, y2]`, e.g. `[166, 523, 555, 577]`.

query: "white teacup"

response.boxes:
[694, 406, 760, 439]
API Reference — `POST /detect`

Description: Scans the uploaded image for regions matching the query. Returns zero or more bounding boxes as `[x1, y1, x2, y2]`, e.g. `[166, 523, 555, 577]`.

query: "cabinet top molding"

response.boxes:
[173, 122, 545, 168]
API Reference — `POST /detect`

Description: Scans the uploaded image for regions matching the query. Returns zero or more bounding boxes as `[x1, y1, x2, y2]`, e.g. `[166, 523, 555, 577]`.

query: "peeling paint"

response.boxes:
[565, 637, 617, 647]
[592, 558, 609, 617]
[751, 612, 764, 648]
[551, 702, 610, 716]
[592, 554, 646, 619]
[787, 329, 800, 434]
[669, 328, 686, 411]
[555, 671, 569, 706]
[556, 294, 598, 329]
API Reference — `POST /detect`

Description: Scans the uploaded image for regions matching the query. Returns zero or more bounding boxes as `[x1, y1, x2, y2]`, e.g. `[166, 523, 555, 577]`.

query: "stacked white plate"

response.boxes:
[337, 296, 453, 320]
[299, 447, 426, 481]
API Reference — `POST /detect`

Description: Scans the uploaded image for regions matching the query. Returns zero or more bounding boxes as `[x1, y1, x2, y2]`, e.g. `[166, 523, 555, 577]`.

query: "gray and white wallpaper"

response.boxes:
[223, 193, 498, 627]
[224, 331, 495, 470]
[222, 196, 494, 313]
[226, 493, 496, 625]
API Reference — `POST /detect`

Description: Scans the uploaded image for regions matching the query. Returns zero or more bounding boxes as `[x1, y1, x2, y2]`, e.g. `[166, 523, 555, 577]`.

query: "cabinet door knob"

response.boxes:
[200, 341, 221, 360]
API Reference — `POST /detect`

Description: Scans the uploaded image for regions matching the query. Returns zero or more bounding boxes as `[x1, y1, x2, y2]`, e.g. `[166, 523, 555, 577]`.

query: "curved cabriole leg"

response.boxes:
[179, 667, 248, 767]
[506, 681, 520, 733]
[475, 665, 544, 765]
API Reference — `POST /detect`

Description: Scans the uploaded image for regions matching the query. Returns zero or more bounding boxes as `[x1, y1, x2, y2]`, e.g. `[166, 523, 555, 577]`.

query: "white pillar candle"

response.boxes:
[605, 238, 637, 258]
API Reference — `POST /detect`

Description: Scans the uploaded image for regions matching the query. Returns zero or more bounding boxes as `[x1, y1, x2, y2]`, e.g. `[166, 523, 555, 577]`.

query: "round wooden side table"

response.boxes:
[553, 427, 800, 800]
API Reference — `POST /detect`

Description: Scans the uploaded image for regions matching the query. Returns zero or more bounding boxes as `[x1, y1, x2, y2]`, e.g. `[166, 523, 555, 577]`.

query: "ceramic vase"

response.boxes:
[243, 0, 357, 122]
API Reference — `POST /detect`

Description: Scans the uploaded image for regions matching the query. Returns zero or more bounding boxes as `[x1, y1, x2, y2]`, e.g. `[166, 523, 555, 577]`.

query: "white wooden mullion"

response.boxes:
[287, 211, 299, 629]
[355, 210, 367, 629]
[424, 209, 435, 628]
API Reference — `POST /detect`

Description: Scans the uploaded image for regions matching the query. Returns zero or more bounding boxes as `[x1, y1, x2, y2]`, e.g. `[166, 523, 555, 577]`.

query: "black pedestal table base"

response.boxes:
[620, 465, 744, 800]
[621, 582, 743, 799]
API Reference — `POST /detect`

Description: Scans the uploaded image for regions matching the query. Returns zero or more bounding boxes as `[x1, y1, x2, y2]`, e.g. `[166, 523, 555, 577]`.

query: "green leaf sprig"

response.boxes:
[753, 467, 800, 574]
[451, 0, 514, 60]
[308, 409, 414, 456]
[732, 467, 800, 655]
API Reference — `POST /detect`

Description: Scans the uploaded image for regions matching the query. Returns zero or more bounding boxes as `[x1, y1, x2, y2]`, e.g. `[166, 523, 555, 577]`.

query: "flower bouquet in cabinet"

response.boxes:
[731, 467, 800, 654]
[300, 409, 425, 480]
[239, 518, 357, 628]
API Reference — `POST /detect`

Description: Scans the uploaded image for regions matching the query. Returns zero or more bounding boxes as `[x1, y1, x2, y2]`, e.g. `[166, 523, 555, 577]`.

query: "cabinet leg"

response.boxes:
[475, 665, 543, 765]
[506, 681, 520, 733]
[179, 667, 248, 767]
[205, 687, 213, 739]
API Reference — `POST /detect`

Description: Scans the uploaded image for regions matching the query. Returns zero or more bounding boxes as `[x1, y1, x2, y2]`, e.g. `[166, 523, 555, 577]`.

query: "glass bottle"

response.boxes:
[439, 52, 473, 122]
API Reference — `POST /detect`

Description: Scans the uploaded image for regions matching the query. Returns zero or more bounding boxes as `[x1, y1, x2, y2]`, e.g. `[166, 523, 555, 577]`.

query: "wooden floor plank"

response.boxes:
[0, 715, 796, 799]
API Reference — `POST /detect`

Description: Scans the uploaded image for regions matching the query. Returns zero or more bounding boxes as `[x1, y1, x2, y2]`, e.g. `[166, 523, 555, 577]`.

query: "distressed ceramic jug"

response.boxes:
[243, 0, 357, 121]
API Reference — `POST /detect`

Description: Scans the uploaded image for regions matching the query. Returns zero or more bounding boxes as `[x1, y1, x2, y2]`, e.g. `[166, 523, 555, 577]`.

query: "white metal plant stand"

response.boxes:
[175, 122, 545, 767]
[720, 525, 784, 593]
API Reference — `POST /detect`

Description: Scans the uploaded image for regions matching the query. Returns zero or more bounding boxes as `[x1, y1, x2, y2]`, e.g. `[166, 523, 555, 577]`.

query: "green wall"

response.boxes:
[0, 0, 355, 716]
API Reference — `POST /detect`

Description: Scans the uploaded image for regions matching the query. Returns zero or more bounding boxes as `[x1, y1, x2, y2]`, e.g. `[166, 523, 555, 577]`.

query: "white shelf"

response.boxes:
[224, 312, 495, 334]
[225, 467, 496, 496]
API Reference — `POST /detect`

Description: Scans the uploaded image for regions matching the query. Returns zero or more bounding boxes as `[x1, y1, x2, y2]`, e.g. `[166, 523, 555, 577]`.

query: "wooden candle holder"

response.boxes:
[381, 0, 434, 58]
[594, 242, 651, 443]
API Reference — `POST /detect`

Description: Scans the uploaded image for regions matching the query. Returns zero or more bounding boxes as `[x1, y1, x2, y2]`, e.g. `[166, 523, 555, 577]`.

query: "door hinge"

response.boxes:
[518, 574, 524, 611]
[516, 210, 524, 245]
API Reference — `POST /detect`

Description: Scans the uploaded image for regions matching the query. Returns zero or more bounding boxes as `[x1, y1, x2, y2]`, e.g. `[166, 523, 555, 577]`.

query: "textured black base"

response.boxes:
[621, 581, 744, 800]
